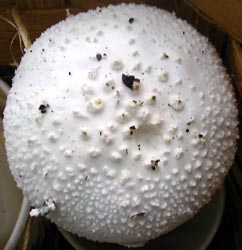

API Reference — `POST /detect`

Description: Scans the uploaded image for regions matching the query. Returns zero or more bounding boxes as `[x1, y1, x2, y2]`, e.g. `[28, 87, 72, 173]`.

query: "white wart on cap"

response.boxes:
[3, 3, 238, 247]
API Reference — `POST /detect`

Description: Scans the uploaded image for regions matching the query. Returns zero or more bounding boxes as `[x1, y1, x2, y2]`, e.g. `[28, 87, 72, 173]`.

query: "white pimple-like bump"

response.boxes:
[163, 134, 172, 144]
[82, 84, 94, 97]
[88, 68, 99, 80]
[97, 30, 103, 36]
[132, 62, 142, 71]
[106, 123, 117, 132]
[100, 131, 113, 145]
[35, 116, 44, 125]
[114, 90, 121, 99]
[48, 132, 58, 142]
[105, 168, 116, 179]
[111, 60, 124, 71]
[133, 152, 142, 161]
[72, 110, 87, 119]
[52, 118, 62, 126]
[127, 25, 133, 31]
[168, 95, 185, 111]
[159, 69, 169, 82]
[190, 85, 196, 91]
[177, 131, 184, 140]
[174, 79, 182, 86]
[120, 169, 131, 183]
[79, 127, 90, 140]
[137, 109, 151, 123]
[119, 200, 130, 210]
[150, 199, 160, 207]
[185, 164, 192, 173]
[168, 124, 178, 135]
[147, 95, 157, 105]
[117, 110, 130, 123]
[199, 92, 205, 99]
[87, 98, 104, 113]
[175, 147, 184, 159]
[128, 38, 136, 45]
[110, 152, 122, 162]
[64, 149, 73, 158]
[104, 79, 115, 91]
[53, 182, 62, 192]
[88, 148, 101, 158]
[174, 57, 182, 64]
[119, 145, 129, 155]
[90, 168, 98, 175]
[171, 168, 179, 175]
[145, 65, 152, 74]
[132, 50, 139, 57]
[126, 100, 140, 110]
[77, 163, 87, 171]
[150, 116, 163, 127]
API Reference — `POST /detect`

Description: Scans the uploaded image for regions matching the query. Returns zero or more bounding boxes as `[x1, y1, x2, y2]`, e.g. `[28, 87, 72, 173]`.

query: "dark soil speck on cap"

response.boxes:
[39, 104, 50, 114]
[96, 53, 102, 61]
[122, 74, 140, 90]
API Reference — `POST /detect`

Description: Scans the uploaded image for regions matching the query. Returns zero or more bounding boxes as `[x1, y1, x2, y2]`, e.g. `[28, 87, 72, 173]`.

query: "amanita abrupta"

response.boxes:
[3, 3, 238, 247]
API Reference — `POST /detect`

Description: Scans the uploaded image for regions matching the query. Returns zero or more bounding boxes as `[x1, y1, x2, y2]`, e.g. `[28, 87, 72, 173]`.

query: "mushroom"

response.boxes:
[3, 3, 238, 247]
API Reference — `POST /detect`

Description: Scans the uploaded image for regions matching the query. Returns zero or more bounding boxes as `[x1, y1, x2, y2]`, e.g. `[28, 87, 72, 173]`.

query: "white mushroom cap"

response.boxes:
[3, 3, 238, 247]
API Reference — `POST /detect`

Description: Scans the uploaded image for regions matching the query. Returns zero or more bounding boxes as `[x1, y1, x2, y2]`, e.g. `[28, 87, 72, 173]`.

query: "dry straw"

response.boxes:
[0, 7, 31, 66]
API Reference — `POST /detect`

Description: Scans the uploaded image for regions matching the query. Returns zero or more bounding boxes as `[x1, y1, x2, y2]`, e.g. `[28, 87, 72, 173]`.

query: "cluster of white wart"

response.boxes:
[3, 3, 238, 247]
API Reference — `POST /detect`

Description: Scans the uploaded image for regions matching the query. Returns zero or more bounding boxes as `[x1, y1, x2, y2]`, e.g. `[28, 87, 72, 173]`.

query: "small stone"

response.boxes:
[148, 95, 156, 104]
[39, 104, 50, 114]
[96, 53, 102, 61]
[122, 74, 140, 91]
[161, 52, 169, 59]
[129, 17, 134, 24]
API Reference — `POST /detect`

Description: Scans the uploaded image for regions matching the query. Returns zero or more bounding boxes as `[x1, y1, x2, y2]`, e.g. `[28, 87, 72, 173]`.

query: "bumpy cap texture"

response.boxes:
[3, 3, 238, 246]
